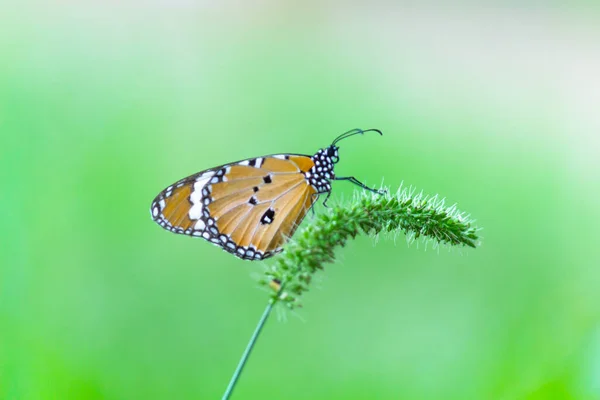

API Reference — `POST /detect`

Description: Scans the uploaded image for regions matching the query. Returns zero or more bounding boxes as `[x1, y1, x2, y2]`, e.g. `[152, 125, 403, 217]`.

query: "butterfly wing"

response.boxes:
[150, 154, 318, 260]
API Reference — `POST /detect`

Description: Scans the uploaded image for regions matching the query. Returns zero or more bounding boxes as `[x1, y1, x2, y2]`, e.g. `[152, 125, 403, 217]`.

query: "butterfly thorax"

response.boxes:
[306, 145, 339, 193]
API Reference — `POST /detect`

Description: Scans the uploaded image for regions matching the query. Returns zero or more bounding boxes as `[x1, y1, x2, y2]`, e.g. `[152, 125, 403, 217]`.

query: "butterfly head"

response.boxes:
[326, 145, 340, 164]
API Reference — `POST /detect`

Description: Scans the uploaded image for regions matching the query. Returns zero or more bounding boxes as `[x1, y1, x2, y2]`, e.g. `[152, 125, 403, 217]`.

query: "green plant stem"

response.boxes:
[222, 297, 277, 400]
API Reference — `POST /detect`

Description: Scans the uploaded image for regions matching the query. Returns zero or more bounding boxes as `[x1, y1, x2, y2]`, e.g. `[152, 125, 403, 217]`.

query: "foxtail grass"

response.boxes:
[222, 185, 480, 399]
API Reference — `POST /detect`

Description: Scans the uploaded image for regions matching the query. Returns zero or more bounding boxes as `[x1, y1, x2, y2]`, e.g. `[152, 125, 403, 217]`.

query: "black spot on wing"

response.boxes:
[260, 208, 275, 225]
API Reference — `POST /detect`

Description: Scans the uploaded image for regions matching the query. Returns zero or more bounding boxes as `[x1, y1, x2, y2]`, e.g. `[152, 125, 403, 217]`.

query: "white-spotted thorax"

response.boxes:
[307, 145, 339, 193]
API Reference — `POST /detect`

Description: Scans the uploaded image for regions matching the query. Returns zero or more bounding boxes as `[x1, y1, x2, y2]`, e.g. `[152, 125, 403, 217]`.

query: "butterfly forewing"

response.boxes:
[150, 154, 317, 260]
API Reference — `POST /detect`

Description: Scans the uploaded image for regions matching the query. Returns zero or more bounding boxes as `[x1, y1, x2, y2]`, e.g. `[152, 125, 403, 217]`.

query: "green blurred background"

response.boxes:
[2, 2, 600, 399]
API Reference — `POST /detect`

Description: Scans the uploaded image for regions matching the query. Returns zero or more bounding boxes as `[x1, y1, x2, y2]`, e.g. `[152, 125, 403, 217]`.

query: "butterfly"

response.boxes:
[150, 128, 385, 261]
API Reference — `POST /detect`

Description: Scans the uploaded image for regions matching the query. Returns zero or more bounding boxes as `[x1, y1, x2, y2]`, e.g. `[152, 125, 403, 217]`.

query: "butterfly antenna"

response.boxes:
[332, 128, 383, 146]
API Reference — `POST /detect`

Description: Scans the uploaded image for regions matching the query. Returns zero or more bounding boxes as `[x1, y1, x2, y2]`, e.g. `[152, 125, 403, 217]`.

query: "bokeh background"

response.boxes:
[2, 1, 600, 399]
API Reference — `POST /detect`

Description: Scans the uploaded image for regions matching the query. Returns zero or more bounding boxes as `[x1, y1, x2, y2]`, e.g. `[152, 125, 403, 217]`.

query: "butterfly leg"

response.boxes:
[322, 190, 332, 208]
[335, 176, 386, 195]
[310, 193, 321, 216]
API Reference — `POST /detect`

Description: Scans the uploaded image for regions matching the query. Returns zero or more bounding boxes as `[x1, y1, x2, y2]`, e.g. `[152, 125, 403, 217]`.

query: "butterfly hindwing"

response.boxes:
[150, 154, 317, 260]
[250, 182, 315, 251]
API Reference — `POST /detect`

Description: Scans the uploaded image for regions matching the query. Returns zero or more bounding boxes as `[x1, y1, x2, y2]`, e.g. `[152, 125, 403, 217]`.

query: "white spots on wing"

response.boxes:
[192, 231, 203, 237]
[152, 206, 158, 217]
[192, 175, 211, 204]
[225, 166, 231, 173]
[239, 160, 250, 166]
[210, 177, 220, 184]
[190, 187, 202, 207]
[274, 154, 286, 159]
[159, 199, 166, 210]
[189, 205, 203, 220]
[255, 157, 264, 167]
[189, 172, 214, 220]
[202, 232, 210, 239]
[226, 242, 236, 250]
[195, 172, 213, 186]
[194, 219, 206, 230]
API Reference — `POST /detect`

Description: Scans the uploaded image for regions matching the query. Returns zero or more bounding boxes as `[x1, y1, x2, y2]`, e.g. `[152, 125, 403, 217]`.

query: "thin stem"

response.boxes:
[221, 297, 277, 400]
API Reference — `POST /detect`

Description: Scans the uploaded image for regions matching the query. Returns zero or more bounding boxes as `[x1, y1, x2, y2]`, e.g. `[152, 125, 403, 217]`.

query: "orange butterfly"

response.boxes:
[150, 128, 384, 260]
